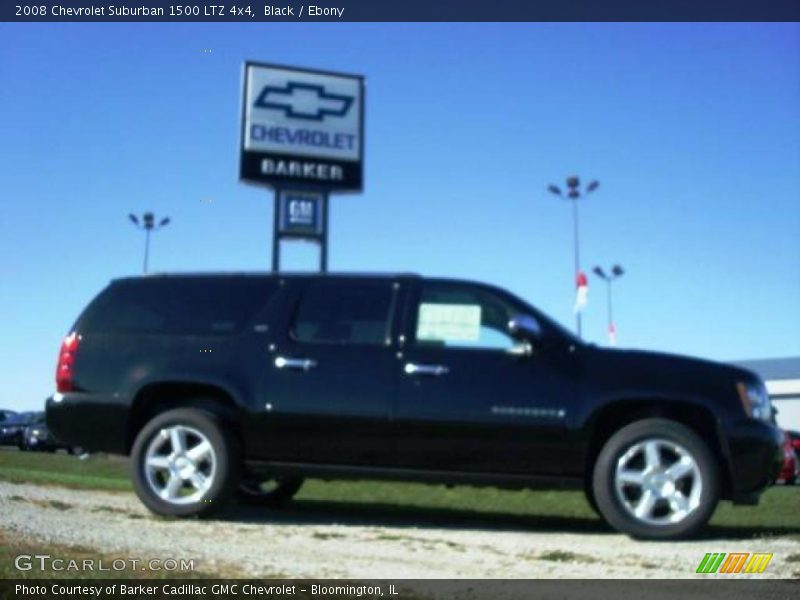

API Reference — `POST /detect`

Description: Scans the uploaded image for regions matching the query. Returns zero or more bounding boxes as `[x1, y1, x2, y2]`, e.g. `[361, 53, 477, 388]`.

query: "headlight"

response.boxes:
[737, 381, 772, 420]
[31, 429, 40, 436]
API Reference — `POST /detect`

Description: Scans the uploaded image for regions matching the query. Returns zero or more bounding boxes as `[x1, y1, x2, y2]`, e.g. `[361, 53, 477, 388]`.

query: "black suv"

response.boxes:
[46, 273, 783, 539]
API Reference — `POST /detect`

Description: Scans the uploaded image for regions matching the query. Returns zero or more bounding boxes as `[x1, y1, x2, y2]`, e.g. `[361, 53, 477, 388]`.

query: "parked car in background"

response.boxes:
[22, 413, 84, 455]
[777, 431, 798, 484]
[0, 412, 39, 448]
[779, 430, 800, 485]
[47, 273, 784, 540]
[0, 409, 18, 423]
[788, 430, 800, 459]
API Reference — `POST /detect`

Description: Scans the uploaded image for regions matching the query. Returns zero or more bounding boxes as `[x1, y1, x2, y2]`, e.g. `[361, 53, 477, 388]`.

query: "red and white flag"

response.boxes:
[608, 322, 617, 346]
[573, 271, 588, 313]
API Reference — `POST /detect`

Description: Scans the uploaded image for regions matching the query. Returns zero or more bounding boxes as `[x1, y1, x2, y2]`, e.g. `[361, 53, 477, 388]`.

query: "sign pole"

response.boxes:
[271, 190, 280, 272]
[320, 193, 329, 273]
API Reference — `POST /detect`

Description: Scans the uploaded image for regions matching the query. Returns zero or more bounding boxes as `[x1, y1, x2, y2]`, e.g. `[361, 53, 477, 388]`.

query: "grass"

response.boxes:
[2, 449, 799, 539]
[7, 496, 75, 511]
[0, 450, 130, 491]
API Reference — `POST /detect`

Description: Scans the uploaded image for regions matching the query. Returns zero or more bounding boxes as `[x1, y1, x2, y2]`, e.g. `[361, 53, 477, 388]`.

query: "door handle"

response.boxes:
[404, 362, 449, 376]
[274, 356, 317, 371]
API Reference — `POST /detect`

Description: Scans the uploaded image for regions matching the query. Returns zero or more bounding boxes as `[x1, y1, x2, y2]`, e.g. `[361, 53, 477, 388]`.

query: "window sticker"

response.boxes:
[417, 303, 482, 342]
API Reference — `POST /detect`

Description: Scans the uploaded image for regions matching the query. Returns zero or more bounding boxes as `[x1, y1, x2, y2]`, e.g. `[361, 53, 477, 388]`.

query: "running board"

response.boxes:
[243, 460, 583, 490]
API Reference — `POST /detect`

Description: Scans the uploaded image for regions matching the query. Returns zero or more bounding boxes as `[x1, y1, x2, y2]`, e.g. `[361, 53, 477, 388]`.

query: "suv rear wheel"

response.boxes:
[131, 408, 240, 517]
[592, 418, 720, 540]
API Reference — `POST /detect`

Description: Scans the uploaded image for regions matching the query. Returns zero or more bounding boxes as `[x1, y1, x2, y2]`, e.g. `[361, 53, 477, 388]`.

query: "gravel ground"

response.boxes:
[2, 481, 799, 580]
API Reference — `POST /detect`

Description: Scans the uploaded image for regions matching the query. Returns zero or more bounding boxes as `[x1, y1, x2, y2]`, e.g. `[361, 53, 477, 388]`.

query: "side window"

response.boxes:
[413, 283, 519, 351]
[80, 279, 278, 335]
[291, 282, 394, 346]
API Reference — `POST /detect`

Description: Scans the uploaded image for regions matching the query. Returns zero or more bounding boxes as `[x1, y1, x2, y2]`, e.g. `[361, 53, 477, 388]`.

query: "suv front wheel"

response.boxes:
[131, 408, 240, 517]
[592, 418, 720, 540]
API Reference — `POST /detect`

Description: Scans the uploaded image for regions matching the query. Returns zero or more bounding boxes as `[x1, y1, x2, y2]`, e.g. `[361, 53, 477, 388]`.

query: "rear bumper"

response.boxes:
[46, 393, 129, 454]
[725, 419, 784, 502]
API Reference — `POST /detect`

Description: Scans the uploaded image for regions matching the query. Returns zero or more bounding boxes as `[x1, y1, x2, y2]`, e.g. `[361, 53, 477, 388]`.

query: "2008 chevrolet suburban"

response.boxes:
[46, 273, 783, 539]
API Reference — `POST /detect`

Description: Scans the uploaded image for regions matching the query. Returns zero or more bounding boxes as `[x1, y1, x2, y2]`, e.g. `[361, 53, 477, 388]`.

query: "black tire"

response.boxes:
[131, 408, 240, 518]
[68, 446, 84, 456]
[584, 485, 605, 521]
[238, 476, 304, 507]
[592, 418, 720, 540]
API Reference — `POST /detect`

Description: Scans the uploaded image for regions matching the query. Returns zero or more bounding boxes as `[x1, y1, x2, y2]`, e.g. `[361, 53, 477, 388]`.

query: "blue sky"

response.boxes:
[1, 23, 799, 411]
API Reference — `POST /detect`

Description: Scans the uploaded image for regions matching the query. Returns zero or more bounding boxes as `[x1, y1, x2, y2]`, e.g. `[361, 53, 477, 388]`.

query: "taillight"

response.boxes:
[56, 332, 81, 392]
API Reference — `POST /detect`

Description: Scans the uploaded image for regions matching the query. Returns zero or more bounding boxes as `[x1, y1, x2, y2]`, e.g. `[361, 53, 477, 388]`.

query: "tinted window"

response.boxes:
[413, 283, 522, 350]
[292, 282, 394, 346]
[80, 278, 277, 335]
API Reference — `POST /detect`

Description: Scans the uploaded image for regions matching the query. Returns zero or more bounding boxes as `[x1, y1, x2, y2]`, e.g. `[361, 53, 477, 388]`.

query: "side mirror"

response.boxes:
[508, 314, 542, 341]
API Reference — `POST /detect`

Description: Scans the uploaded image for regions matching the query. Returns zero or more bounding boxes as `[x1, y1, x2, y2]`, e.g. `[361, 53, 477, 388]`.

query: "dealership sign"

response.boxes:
[240, 62, 364, 192]
[278, 190, 324, 237]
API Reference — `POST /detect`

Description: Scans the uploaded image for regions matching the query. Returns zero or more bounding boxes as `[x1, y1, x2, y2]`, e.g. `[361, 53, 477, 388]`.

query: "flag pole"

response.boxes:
[572, 195, 582, 337]
[547, 177, 599, 339]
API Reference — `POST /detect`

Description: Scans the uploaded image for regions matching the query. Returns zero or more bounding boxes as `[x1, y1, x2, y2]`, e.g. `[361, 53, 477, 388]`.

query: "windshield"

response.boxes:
[5, 412, 41, 425]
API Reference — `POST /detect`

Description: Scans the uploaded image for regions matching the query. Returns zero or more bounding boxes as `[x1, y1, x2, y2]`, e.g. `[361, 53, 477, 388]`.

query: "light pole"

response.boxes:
[593, 264, 625, 346]
[129, 212, 170, 273]
[547, 176, 599, 337]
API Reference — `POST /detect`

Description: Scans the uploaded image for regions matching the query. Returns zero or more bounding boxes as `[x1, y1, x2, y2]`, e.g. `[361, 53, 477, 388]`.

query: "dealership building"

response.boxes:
[734, 357, 800, 432]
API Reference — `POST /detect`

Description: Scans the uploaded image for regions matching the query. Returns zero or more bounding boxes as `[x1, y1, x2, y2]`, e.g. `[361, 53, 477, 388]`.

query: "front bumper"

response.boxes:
[725, 419, 784, 502]
[0, 431, 23, 445]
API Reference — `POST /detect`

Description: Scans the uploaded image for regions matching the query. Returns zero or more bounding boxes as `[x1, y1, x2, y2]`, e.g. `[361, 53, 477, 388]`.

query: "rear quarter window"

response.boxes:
[291, 281, 395, 346]
[78, 278, 277, 336]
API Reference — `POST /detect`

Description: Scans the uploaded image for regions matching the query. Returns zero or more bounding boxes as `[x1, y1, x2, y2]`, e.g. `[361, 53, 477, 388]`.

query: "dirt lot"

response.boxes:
[2, 480, 799, 580]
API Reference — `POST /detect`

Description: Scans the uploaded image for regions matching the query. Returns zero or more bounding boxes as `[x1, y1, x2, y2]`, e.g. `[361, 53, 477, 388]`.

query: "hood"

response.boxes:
[594, 346, 756, 378]
[582, 345, 761, 402]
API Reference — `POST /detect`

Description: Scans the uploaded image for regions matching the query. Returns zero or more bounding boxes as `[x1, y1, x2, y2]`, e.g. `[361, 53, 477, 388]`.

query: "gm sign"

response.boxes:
[278, 191, 323, 236]
[241, 62, 364, 192]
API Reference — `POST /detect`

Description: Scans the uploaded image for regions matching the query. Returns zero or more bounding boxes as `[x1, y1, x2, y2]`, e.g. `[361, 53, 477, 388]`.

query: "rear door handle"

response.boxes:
[274, 356, 317, 371]
[404, 362, 449, 376]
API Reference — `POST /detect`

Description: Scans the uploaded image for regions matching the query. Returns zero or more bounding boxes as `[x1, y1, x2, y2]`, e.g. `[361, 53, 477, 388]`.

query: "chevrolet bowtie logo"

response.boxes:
[254, 82, 354, 121]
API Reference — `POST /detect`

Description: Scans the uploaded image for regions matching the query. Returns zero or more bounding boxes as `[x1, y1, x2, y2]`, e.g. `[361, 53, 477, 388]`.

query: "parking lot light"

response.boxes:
[128, 211, 171, 274]
[547, 177, 600, 337]
[593, 263, 625, 345]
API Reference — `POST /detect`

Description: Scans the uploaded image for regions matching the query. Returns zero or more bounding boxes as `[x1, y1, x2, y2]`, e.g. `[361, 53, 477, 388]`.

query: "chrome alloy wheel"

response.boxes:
[143, 425, 216, 505]
[614, 438, 702, 526]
